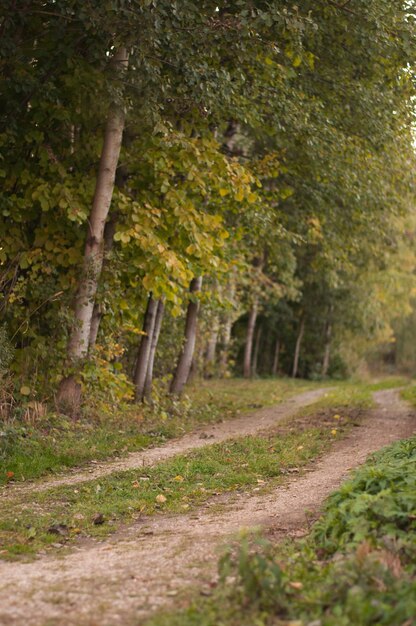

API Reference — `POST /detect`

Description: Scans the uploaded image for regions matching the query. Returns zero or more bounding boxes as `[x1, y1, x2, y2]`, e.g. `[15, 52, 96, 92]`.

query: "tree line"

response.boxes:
[1, 1, 415, 415]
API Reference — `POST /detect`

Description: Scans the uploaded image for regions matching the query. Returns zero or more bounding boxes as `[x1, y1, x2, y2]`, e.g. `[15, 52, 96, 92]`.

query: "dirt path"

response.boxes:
[2, 387, 329, 497]
[0, 389, 414, 626]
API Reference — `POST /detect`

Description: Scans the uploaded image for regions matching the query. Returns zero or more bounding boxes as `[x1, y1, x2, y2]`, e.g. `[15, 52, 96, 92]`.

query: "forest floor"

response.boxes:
[0, 385, 414, 626]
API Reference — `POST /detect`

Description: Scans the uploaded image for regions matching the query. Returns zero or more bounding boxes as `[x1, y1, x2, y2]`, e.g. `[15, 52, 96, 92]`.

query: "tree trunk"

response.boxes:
[219, 314, 233, 376]
[143, 299, 165, 400]
[204, 318, 219, 377]
[292, 316, 305, 378]
[243, 300, 258, 378]
[272, 338, 280, 376]
[170, 276, 203, 395]
[252, 323, 262, 377]
[322, 320, 332, 377]
[219, 272, 237, 377]
[88, 216, 117, 352]
[57, 48, 128, 411]
[133, 295, 158, 402]
[88, 304, 102, 351]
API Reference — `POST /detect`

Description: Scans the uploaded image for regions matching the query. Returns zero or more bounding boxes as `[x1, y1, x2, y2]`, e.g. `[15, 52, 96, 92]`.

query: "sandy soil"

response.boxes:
[2, 387, 329, 497]
[0, 388, 414, 626]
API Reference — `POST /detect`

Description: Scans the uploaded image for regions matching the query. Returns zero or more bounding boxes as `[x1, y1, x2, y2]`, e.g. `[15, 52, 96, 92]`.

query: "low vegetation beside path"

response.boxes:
[147, 434, 416, 626]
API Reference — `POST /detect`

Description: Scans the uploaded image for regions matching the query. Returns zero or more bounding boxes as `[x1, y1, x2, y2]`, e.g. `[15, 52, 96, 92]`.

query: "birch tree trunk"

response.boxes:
[243, 300, 258, 378]
[252, 323, 262, 377]
[219, 314, 233, 377]
[143, 299, 165, 400]
[88, 215, 117, 352]
[292, 316, 305, 378]
[57, 47, 128, 412]
[133, 295, 158, 402]
[322, 319, 332, 377]
[204, 318, 219, 377]
[272, 338, 280, 376]
[219, 272, 237, 377]
[170, 276, 203, 396]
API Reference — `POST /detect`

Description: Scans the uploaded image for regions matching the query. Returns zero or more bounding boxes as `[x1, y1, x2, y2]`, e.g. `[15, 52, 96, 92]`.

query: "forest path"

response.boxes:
[2, 387, 329, 497]
[0, 389, 414, 626]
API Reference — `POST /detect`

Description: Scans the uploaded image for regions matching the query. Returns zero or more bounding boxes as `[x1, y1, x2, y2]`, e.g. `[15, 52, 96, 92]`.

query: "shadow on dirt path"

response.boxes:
[0, 389, 414, 626]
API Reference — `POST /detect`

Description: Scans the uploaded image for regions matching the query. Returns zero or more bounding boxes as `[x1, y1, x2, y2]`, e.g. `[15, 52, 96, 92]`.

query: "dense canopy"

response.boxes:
[1, 1, 416, 414]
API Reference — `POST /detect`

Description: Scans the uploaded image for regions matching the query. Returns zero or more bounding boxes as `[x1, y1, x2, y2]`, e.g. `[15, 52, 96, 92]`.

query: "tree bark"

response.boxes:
[292, 316, 305, 378]
[252, 323, 262, 377]
[322, 319, 332, 377]
[133, 295, 158, 402]
[243, 300, 258, 378]
[170, 276, 203, 395]
[204, 318, 219, 377]
[219, 272, 237, 377]
[57, 47, 128, 411]
[88, 304, 102, 352]
[219, 314, 233, 376]
[88, 216, 117, 352]
[272, 338, 280, 376]
[143, 299, 165, 400]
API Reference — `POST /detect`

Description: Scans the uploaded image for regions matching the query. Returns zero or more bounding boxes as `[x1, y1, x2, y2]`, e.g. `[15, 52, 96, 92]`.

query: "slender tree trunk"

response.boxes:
[243, 300, 258, 378]
[204, 318, 219, 377]
[322, 320, 332, 377]
[252, 323, 262, 377]
[88, 216, 117, 352]
[133, 295, 158, 402]
[57, 48, 128, 412]
[143, 299, 165, 400]
[219, 272, 237, 376]
[292, 316, 305, 378]
[272, 338, 280, 376]
[170, 276, 203, 395]
[219, 314, 233, 376]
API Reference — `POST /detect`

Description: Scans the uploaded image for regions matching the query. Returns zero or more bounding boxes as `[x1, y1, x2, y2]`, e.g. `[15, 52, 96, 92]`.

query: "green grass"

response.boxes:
[0, 378, 318, 485]
[146, 435, 416, 626]
[400, 383, 416, 407]
[0, 407, 352, 559]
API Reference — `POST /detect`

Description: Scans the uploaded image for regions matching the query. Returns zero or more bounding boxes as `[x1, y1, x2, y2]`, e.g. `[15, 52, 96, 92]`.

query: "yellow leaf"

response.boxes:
[156, 494, 167, 503]
[332, 414, 341, 420]
[331, 429, 338, 436]
[173, 475, 184, 482]
[219, 188, 229, 197]
[20, 386, 31, 396]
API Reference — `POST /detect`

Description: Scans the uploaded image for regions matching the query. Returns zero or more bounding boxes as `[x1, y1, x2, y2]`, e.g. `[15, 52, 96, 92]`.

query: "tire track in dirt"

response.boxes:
[1, 388, 329, 497]
[0, 389, 414, 626]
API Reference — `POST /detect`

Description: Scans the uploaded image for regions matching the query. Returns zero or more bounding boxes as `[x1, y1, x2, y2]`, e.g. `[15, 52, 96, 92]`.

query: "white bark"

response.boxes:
[67, 47, 129, 360]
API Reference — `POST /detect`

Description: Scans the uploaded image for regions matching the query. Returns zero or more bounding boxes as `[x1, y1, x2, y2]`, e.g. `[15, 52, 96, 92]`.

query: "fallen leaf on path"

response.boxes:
[289, 581, 303, 590]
